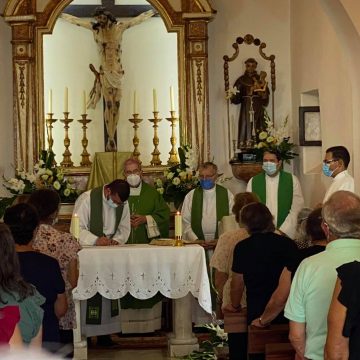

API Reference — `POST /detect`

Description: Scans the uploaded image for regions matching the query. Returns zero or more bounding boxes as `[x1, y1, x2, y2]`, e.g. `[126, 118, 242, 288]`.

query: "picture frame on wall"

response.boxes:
[299, 106, 321, 146]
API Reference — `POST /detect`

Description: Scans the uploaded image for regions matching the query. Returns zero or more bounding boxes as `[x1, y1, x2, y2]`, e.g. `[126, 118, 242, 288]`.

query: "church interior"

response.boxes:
[1, 0, 360, 359]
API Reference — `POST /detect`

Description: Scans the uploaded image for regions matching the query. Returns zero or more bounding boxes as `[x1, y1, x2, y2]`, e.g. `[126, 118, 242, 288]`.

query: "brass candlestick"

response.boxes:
[78, 114, 92, 167]
[166, 110, 179, 166]
[174, 235, 184, 247]
[60, 112, 74, 167]
[45, 113, 57, 165]
[129, 113, 143, 163]
[149, 111, 162, 166]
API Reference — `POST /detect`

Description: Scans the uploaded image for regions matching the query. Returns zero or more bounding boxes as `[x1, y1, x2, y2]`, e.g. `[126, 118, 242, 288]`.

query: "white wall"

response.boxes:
[0, 14, 14, 195]
[208, 0, 292, 193]
[291, 0, 354, 206]
[44, 14, 178, 166]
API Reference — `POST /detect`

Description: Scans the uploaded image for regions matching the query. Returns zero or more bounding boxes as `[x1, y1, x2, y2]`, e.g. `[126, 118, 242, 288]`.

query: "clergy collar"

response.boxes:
[333, 169, 348, 180]
[129, 181, 143, 196]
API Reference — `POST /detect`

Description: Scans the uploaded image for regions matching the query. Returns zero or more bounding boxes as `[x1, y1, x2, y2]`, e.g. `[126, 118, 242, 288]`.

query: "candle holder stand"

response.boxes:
[78, 114, 92, 166]
[149, 111, 162, 166]
[166, 110, 180, 166]
[174, 235, 184, 247]
[129, 113, 143, 163]
[45, 113, 57, 165]
[60, 112, 74, 167]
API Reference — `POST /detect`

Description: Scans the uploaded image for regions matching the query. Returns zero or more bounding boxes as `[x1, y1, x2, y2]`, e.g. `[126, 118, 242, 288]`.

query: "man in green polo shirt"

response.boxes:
[246, 150, 304, 239]
[285, 191, 360, 360]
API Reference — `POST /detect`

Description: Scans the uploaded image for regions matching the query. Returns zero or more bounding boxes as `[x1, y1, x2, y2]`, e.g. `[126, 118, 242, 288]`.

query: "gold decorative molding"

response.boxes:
[3, 0, 216, 169]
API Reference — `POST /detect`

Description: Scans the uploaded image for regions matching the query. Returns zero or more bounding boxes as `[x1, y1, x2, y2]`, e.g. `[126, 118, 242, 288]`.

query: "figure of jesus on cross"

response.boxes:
[61, 7, 155, 151]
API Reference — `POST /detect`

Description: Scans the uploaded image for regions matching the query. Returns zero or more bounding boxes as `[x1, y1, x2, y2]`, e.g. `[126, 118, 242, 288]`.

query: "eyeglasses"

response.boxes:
[323, 159, 337, 165]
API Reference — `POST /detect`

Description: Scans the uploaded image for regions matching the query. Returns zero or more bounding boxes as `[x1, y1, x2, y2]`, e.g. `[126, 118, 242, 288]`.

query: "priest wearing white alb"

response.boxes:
[71, 179, 131, 346]
[182, 162, 234, 244]
[322, 145, 354, 202]
[246, 150, 304, 239]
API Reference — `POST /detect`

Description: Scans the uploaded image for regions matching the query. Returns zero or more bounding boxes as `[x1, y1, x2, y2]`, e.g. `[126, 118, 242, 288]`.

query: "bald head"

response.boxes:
[322, 191, 360, 239]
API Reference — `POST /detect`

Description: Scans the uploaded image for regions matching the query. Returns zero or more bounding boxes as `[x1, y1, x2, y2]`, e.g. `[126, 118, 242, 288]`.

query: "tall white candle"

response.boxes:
[153, 88, 158, 112]
[71, 213, 80, 239]
[82, 90, 86, 114]
[170, 86, 175, 111]
[175, 211, 182, 237]
[133, 90, 137, 114]
[64, 86, 69, 113]
[48, 89, 53, 113]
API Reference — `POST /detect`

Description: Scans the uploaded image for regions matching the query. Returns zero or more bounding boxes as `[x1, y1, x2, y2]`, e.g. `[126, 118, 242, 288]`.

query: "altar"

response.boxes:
[72, 244, 212, 359]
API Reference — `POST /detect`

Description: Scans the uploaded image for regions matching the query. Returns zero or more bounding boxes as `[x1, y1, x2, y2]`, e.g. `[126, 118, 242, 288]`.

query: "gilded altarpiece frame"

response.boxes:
[3, 0, 216, 170]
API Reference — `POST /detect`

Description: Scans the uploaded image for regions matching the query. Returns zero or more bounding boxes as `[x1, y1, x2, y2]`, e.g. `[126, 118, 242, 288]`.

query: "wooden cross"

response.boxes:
[63, 0, 154, 18]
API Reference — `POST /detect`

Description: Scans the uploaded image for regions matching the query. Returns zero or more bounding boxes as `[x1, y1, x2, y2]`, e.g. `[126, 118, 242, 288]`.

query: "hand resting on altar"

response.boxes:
[96, 236, 119, 246]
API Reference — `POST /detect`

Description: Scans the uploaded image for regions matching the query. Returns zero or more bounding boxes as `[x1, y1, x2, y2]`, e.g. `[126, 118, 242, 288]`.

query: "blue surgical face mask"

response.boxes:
[106, 196, 118, 208]
[262, 161, 278, 176]
[322, 163, 333, 177]
[200, 178, 215, 190]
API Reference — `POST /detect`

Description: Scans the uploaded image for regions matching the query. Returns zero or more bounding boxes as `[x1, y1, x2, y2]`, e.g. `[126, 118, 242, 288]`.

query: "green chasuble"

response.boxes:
[121, 181, 170, 309]
[127, 182, 170, 244]
[251, 170, 293, 228]
[191, 185, 230, 240]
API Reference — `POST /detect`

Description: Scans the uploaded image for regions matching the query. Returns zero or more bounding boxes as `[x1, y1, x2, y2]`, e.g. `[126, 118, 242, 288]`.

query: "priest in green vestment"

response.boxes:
[182, 162, 234, 245]
[120, 158, 170, 333]
[246, 150, 304, 239]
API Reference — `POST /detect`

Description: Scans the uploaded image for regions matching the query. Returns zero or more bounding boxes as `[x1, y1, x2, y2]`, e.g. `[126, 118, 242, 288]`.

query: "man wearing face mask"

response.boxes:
[123, 158, 170, 245]
[182, 162, 234, 245]
[119, 158, 170, 334]
[246, 150, 304, 239]
[72, 179, 130, 345]
[322, 146, 354, 202]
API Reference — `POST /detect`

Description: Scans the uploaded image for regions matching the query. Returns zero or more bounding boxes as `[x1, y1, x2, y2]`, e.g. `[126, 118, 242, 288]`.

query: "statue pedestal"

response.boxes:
[230, 161, 263, 183]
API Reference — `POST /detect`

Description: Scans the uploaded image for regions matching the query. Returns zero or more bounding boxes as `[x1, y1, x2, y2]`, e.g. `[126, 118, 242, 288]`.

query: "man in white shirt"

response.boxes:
[72, 179, 130, 346]
[322, 146, 354, 202]
[246, 150, 304, 239]
[182, 162, 234, 245]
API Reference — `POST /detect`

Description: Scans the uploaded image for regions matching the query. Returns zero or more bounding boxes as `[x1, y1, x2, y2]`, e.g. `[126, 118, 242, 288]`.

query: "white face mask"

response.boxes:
[106, 196, 118, 208]
[126, 174, 141, 187]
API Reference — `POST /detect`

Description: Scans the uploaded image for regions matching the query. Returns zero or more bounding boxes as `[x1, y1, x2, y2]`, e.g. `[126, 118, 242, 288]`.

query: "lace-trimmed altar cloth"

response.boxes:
[73, 244, 212, 314]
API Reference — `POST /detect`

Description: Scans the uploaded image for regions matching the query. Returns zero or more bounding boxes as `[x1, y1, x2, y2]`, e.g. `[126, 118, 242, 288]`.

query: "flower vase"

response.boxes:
[214, 345, 229, 359]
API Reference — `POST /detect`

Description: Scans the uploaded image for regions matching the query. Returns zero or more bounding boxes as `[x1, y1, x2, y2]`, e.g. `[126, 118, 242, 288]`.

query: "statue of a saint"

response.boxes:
[231, 58, 269, 148]
[61, 7, 155, 151]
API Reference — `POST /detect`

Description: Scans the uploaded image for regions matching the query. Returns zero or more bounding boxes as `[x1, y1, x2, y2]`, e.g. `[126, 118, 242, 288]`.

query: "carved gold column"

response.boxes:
[184, 18, 212, 164]
[4, 11, 38, 170]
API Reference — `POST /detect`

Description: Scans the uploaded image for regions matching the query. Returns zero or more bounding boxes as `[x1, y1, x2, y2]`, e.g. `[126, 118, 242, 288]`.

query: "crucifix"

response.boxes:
[62, 0, 156, 152]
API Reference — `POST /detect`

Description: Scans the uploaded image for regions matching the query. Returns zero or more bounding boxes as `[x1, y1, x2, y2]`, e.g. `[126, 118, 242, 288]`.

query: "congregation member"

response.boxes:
[72, 179, 130, 346]
[182, 161, 234, 245]
[252, 207, 326, 328]
[28, 189, 81, 357]
[325, 261, 360, 360]
[0, 224, 44, 348]
[293, 207, 313, 249]
[4, 204, 67, 353]
[121, 158, 170, 333]
[246, 150, 304, 239]
[224, 202, 298, 359]
[322, 145, 354, 202]
[285, 191, 360, 360]
[210, 192, 259, 360]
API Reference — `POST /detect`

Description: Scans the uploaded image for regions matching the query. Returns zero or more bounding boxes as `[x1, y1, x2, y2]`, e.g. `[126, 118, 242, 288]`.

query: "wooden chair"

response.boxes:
[265, 343, 295, 360]
[248, 324, 290, 356]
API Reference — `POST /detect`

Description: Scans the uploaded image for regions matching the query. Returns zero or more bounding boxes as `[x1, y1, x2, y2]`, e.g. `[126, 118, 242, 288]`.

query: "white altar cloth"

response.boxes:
[72, 244, 212, 359]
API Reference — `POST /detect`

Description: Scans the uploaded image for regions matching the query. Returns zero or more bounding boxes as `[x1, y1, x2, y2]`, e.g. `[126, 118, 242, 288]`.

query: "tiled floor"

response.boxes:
[88, 348, 171, 359]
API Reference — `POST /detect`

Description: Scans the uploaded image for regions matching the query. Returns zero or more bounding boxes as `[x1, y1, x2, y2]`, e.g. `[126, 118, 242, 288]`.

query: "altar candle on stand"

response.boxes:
[71, 213, 80, 239]
[175, 211, 182, 237]
[48, 89, 53, 113]
[153, 88, 158, 112]
[170, 86, 175, 112]
[64, 86, 69, 113]
[133, 90, 137, 114]
[82, 90, 86, 114]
